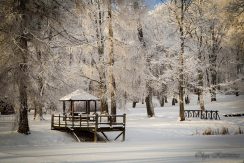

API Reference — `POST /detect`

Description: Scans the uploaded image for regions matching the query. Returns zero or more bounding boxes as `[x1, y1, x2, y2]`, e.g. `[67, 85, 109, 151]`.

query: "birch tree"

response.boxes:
[169, 0, 193, 121]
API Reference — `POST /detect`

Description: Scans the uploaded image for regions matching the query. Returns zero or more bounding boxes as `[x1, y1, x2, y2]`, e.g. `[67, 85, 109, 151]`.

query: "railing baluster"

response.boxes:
[51, 114, 54, 130]
[94, 113, 98, 142]
[110, 115, 112, 127]
[123, 114, 126, 141]
[58, 114, 60, 127]
[80, 114, 81, 128]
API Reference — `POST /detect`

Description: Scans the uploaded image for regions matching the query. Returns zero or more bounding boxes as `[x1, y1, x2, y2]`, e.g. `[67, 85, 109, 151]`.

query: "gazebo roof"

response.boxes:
[60, 89, 100, 101]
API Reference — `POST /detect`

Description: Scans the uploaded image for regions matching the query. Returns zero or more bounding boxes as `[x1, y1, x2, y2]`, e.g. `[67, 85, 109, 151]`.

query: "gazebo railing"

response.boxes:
[51, 113, 126, 129]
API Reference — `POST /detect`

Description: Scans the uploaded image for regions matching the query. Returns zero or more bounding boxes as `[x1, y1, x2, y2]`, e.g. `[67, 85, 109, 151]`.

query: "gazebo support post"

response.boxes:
[63, 101, 66, 121]
[71, 101, 74, 128]
[95, 101, 97, 113]
[88, 101, 90, 114]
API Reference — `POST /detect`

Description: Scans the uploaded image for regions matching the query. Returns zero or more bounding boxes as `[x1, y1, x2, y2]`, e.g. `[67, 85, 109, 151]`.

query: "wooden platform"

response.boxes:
[51, 113, 126, 142]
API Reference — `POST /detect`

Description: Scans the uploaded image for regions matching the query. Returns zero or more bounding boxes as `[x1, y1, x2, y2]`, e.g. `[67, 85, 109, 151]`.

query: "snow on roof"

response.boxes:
[60, 89, 100, 101]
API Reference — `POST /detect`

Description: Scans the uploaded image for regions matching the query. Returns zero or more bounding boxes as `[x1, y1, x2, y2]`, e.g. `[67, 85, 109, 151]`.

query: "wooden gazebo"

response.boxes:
[60, 89, 99, 117]
[51, 89, 126, 142]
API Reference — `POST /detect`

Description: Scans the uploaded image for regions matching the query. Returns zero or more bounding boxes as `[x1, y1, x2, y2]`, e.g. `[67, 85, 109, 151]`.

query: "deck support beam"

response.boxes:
[101, 132, 109, 141]
[94, 113, 98, 142]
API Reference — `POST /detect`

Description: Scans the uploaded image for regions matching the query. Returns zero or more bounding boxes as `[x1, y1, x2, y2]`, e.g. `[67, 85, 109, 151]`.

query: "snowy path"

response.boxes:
[0, 136, 244, 163]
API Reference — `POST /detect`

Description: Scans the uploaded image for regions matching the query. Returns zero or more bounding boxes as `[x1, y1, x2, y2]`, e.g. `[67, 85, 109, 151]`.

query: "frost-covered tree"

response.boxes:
[0, 0, 70, 132]
[168, 0, 195, 121]
[74, 0, 109, 113]
[132, 0, 155, 117]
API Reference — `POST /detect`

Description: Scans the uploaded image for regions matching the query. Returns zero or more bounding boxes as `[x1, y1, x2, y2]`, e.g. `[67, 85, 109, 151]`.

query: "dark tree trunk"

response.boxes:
[209, 24, 217, 102]
[18, 64, 30, 134]
[185, 95, 190, 104]
[101, 98, 108, 113]
[132, 101, 137, 108]
[110, 75, 116, 121]
[172, 98, 176, 106]
[235, 43, 242, 96]
[136, 14, 155, 117]
[165, 96, 168, 103]
[16, 0, 30, 134]
[145, 86, 155, 117]
[158, 95, 165, 107]
[141, 98, 144, 104]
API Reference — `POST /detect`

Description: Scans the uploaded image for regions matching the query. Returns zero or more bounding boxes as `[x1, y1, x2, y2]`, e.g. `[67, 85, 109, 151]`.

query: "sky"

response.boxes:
[145, 0, 164, 9]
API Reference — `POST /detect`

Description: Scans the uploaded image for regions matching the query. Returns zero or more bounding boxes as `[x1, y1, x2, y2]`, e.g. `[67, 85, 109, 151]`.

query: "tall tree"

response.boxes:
[15, 0, 30, 134]
[75, 0, 109, 113]
[206, 1, 226, 102]
[190, 0, 206, 110]
[178, 0, 186, 121]
[134, 1, 155, 117]
[169, 0, 192, 121]
[95, 0, 109, 113]
[169, 0, 201, 120]
[226, 0, 244, 95]
[107, 0, 117, 120]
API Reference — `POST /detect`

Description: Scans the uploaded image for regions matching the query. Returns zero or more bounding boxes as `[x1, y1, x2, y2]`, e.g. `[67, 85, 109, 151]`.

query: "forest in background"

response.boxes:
[0, 0, 243, 134]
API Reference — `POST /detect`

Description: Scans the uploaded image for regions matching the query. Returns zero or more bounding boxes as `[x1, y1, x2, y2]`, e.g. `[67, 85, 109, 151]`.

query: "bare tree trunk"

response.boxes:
[94, 0, 108, 113]
[108, 0, 116, 121]
[209, 24, 217, 102]
[132, 101, 137, 108]
[235, 43, 242, 96]
[157, 93, 165, 107]
[160, 96, 165, 107]
[165, 96, 168, 103]
[178, 0, 185, 121]
[172, 98, 175, 106]
[33, 103, 37, 120]
[137, 20, 155, 117]
[100, 83, 108, 113]
[110, 77, 116, 120]
[196, 0, 205, 111]
[33, 51, 44, 120]
[198, 71, 205, 110]
[33, 100, 43, 120]
[145, 86, 155, 117]
[16, 0, 30, 134]
[18, 63, 30, 134]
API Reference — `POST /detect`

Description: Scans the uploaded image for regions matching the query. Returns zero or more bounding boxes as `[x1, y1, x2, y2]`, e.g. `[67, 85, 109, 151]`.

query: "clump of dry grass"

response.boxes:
[203, 127, 213, 135]
[220, 127, 229, 135]
[201, 126, 244, 135]
[202, 127, 229, 135]
[234, 127, 244, 135]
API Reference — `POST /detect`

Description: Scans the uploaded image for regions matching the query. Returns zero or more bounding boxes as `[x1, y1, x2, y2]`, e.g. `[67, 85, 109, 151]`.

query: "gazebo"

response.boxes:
[60, 89, 100, 117]
[51, 89, 126, 142]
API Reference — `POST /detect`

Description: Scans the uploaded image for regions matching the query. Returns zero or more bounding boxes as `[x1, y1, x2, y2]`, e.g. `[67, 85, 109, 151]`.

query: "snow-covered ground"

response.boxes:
[0, 94, 244, 163]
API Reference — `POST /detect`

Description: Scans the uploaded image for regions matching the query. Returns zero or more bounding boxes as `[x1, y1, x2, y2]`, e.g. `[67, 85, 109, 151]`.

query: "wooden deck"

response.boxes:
[51, 113, 126, 142]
